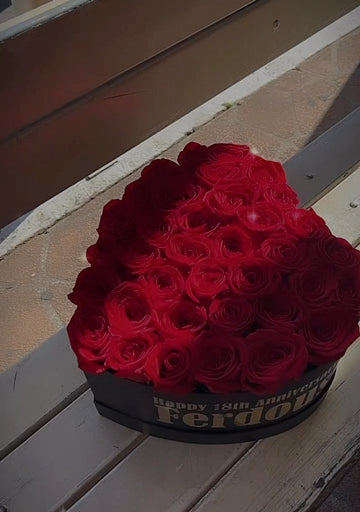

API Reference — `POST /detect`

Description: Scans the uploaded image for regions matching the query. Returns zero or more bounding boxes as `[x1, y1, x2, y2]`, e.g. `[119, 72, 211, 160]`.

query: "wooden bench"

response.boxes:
[0, 109, 359, 512]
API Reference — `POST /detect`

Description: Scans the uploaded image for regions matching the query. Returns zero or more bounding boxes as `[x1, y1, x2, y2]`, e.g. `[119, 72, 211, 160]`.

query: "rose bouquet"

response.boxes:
[68, 143, 360, 401]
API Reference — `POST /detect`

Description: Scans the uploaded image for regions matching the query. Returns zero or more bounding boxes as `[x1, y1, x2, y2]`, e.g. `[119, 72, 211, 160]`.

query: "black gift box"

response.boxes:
[86, 362, 336, 443]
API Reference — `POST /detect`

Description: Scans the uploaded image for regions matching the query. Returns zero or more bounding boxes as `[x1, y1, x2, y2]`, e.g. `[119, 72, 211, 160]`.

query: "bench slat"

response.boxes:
[0, 390, 142, 512]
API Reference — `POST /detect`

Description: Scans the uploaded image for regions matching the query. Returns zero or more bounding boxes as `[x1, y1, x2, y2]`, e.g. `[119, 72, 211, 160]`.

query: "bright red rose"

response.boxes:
[144, 342, 195, 394]
[172, 200, 221, 235]
[204, 178, 261, 217]
[196, 148, 253, 187]
[239, 203, 284, 233]
[336, 268, 360, 313]
[136, 209, 175, 248]
[178, 142, 251, 175]
[303, 308, 359, 365]
[214, 225, 254, 264]
[262, 182, 299, 210]
[194, 332, 248, 393]
[244, 329, 309, 395]
[67, 308, 112, 374]
[290, 265, 336, 309]
[229, 257, 281, 297]
[186, 262, 228, 302]
[256, 291, 302, 329]
[105, 282, 152, 337]
[106, 332, 159, 381]
[154, 299, 207, 342]
[285, 208, 331, 239]
[209, 295, 255, 334]
[245, 156, 286, 185]
[68, 266, 120, 307]
[260, 233, 308, 269]
[165, 233, 213, 265]
[320, 236, 360, 268]
[116, 241, 163, 274]
[139, 265, 185, 304]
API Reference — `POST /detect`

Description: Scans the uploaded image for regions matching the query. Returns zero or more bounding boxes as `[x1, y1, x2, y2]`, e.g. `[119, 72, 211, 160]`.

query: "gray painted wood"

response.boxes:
[0, 390, 143, 512]
[68, 438, 252, 512]
[0, 328, 87, 459]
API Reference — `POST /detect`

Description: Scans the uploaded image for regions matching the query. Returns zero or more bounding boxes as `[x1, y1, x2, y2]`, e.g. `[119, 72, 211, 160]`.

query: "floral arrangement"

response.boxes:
[67, 143, 360, 396]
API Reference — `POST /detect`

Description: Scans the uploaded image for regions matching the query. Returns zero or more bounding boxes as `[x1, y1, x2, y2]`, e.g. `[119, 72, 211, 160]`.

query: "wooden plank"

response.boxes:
[2, 0, 359, 226]
[311, 165, 360, 245]
[0, 0, 254, 140]
[190, 337, 360, 512]
[0, 328, 86, 460]
[67, 439, 252, 512]
[284, 107, 360, 208]
[0, 390, 143, 512]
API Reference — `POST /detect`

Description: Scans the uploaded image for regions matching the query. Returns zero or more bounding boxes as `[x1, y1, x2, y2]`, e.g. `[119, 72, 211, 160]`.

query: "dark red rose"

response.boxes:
[290, 265, 336, 309]
[209, 295, 255, 334]
[97, 199, 135, 241]
[229, 257, 281, 297]
[105, 282, 152, 337]
[239, 203, 284, 233]
[256, 291, 302, 329]
[172, 200, 221, 235]
[262, 182, 299, 210]
[106, 332, 159, 381]
[86, 238, 115, 267]
[68, 266, 120, 307]
[67, 308, 111, 374]
[194, 332, 248, 393]
[165, 233, 213, 265]
[285, 208, 331, 239]
[136, 209, 175, 248]
[336, 268, 360, 313]
[138, 264, 185, 304]
[245, 156, 286, 185]
[154, 299, 207, 342]
[320, 236, 360, 268]
[204, 178, 260, 217]
[303, 308, 359, 365]
[117, 241, 163, 274]
[186, 262, 228, 302]
[144, 342, 195, 394]
[214, 225, 254, 264]
[244, 329, 309, 395]
[178, 142, 251, 175]
[260, 233, 308, 269]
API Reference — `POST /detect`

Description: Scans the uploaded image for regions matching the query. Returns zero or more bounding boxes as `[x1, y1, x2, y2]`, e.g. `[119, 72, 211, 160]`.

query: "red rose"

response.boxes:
[285, 208, 331, 238]
[67, 308, 111, 374]
[256, 291, 302, 329]
[320, 236, 360, 268]
[195, 148, 253, 187]
[136, 209, 175, 248]
[239, 203, 284, 233]
[165, 233, 213, 265]
[229, 257, 281, 297]
[144, 342, 195, 394]
[68, 266, 120, 307]
[303, 308, 359, 365]
[97, 199, 135, 242]
[194, 332, 248, 393]
[138, 264, 185, 304]
[154, 299, 207, 342]
[290, 265, 336, 309]
[86, 238, 115, 268]
[209, 295, 255, 334]
[172, 200, 221, 235]
[260, 233, 308, 269]
[244, 329, 309, 395]
[204, 178, 261, 217]
[214, 225, 254, 263]
[106, 332, 159, 381]
[178, 142, 251, 175]
[105, 282, 152, 337]
[116, 241, 163, 274]
[245, 156, 286, 185]
[262, 182, 299, 210]
[186, 262, 228, 302]
[336, 268, 360, 313]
